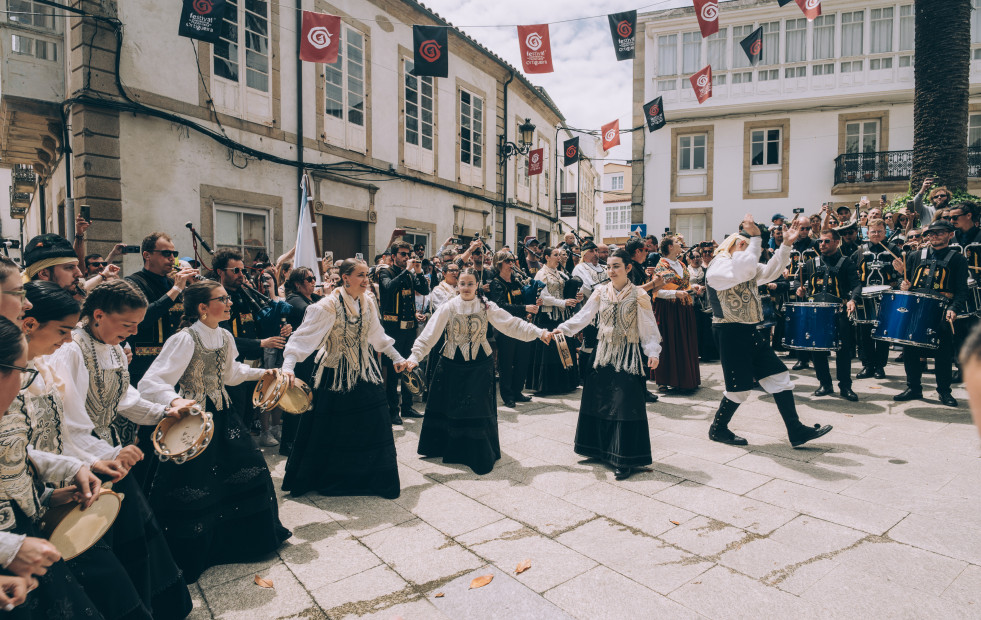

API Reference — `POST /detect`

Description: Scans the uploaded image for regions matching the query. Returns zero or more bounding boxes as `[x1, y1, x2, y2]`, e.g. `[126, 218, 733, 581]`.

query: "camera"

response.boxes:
[121, 245, 141, 254]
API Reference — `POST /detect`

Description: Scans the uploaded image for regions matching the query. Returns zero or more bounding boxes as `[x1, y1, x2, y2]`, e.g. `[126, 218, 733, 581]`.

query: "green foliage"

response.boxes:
[884, 186, 981, 213]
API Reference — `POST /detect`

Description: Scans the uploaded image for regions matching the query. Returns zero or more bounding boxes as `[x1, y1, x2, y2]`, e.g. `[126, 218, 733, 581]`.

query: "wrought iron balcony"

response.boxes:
[12, 165, 36, 194]
[834, 147, 981, 185]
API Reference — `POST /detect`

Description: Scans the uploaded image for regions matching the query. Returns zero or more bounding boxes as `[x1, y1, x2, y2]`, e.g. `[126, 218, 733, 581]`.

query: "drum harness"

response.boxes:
[914, 247, 957, 300]
[812, 254, 847, 302]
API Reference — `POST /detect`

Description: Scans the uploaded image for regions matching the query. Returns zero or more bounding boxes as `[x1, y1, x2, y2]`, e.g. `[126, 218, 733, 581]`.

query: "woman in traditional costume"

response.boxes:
[528, 247, 580, 395]
[651, 235, 700, 393]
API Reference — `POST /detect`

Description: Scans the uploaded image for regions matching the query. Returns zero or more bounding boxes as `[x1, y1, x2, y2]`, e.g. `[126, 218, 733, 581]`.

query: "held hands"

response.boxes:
[6, 538, 59, 578]
[403, 360, 418, 372]
[261, 368, 278, 382]
[766, 283, 778, 291]
[525, 304, 539, 314]
[407, 258, 422, 274]
[260, 336, 287, 350]
[675, 290, 691, 303]
[540, 330, 554, 344]
[124, 346, 133, 364]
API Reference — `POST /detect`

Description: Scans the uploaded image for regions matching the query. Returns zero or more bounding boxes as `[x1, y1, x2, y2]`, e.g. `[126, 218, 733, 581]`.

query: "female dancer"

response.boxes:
[553, 251, 662, 481]
[280, 258, 407, 499]
[139, 281, 290, 583]
[651, 235, 700, 393]
[48, 280, 192, 617]
[528, 247, 580, 395]
[405, 268, 550, 474]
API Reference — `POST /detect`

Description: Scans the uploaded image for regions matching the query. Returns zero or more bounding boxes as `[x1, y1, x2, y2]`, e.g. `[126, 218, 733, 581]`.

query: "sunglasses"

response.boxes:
[209, 295, 233, 304]
[933, 194, 949, 200]
[150, 250, 180, 258]
[304, 276, 316, 283]
[221, 267, 245, 274]
[0, 363, 38, 390]
[88, 261, 107, 268]
[817, 239, 835, 245]
[396, 252, 410, 257]
[504, 258, 516, 263]
[908, 235, 922, 240]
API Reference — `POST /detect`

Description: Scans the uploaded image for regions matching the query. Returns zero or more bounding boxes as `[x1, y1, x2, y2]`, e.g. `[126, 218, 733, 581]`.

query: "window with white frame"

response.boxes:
[610, 174, 624, 191]
[605, 204, 631, 232]
[679, 134, 706, 171]
[8, 0, 56, 30]
[404, 61, 434, 152]
[870, 57, 893, 70]
[785, 66, 806, 79]
[842, 10, 864, 57]
[658, 79, 677, 91]
[657, 34, 677, 75]
[760, 21, 779, 65]
[870, 7, 894, 54]
[715, 74, 727, 85]
[675, 213, 707, 245]
[324, 26, 366, 151]
[707, 28, 727, 70]
[214, 205, 269, 266]
[682, 32, 701, 74]
[459, 89, 483, 186]
[732, 25, 754, 69]
[841, 60, 863, 73]
[751, 129, 781, 167]
[846, 120, 878, 153]
[785, 18, 806, 63]
[813, 62, 834, 76]
[758, 69, 779, 81]
[813, 14, 835, 60]
[899, 5, 914, 52]
[732, 71, 752, 83]
[401, 230, 430, 256]
[970, 114, 981, 147]
[973, 0, 981, 44]
[539, 140, 550, 205]
[212, 0, 272, 121]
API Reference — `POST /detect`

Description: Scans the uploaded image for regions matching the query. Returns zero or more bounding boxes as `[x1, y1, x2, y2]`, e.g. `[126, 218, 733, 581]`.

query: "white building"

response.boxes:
[601, 162, 632, 244]
[632, 0, 981, 244]
[0, 0, 590, 270]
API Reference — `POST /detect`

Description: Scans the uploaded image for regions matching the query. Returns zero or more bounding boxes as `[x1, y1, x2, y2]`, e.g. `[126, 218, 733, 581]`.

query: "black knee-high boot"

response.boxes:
[708, 397, 748, 446]
[772, 390, 833, 447]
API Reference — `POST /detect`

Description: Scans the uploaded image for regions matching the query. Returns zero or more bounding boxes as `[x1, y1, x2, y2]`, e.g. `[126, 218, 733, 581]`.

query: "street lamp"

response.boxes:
[498, 118, 536, 160]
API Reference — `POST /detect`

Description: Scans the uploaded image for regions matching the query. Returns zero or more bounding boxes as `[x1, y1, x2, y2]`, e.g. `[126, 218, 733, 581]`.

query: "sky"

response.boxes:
[422, 0, 696, 164]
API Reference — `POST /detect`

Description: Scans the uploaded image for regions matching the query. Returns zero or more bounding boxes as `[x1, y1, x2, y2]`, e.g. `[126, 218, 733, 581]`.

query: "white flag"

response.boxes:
[294, 175, 322, 284]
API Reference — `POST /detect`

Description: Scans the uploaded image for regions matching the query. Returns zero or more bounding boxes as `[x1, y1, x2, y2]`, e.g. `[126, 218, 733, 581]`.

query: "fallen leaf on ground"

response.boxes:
[515, 559, 532, 574]
[869, 386, 882, 390]
[254, 575, 274, 589]
[469, 574, 493, 589]
[670, 520, 680, 525]
[845, 414, 853, 417]
[434, 593, 444, 598]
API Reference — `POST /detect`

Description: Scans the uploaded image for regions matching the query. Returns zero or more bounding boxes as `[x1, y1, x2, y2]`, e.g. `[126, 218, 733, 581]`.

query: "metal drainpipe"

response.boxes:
[500, 71, 514, 248]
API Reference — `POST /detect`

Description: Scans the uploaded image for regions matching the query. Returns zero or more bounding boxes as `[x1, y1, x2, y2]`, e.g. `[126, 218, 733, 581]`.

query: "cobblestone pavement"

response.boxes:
[186, 356, 981, 619]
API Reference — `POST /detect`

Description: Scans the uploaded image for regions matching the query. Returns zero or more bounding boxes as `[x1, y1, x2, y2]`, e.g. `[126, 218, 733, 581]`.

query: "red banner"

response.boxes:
[601, 119, 620, 151]
[689, 65, 713, 104]
[795, 0, 822, 20]
[693, 0, 719, 38]
[517, 24, 553, 74]
[528, 148, 544, 176]
[299, 11, 341, 64]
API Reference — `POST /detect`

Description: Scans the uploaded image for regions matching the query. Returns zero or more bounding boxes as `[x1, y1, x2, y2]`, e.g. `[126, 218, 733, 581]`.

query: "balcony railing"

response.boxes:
[834, 147, 981, 185]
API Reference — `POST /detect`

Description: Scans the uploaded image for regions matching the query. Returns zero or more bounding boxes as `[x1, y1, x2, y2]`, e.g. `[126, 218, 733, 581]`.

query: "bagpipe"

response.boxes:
[563, 275, 584, 300]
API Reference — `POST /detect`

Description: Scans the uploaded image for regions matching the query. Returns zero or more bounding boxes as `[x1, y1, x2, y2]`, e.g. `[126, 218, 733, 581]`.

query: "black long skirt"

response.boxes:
[107, 473, 191, 619]
[527, 315, 579, 395]
[282, 370, 400, 499]
[418, 353, 500, 475]
[5, 503, 106, 620]
[149, 398, 291, 583]
[652, 299, 701, 390]
[574, 365, 653, 468]
[66, 538, 150, 620]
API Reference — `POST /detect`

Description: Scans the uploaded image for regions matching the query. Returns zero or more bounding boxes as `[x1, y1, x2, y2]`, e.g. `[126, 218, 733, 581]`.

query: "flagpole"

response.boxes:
[576, 155, 581, 239]
[295, 0, 305, 226]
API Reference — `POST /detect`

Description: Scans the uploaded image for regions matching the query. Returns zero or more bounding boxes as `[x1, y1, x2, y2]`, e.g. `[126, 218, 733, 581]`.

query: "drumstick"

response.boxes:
[949, 316, 956, 334]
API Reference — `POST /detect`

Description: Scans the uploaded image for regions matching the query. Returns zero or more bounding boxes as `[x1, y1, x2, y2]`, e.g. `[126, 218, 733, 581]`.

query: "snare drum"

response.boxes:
[39, 486, 123, 560]
[957, 280, 981, 319]
[153, 407, 215, 464]
[554, 333, 575, 370]
[782, 302, 841, 351]
[853, 285, 892, 324]
[872, 290, 947, 349]
[252, 370, 313, 414]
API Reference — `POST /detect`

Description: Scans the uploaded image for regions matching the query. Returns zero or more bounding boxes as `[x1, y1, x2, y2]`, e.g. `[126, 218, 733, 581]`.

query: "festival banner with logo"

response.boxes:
[412, 25, 449, 77]
[643, 96, 666, 132]
[689, 65, 712, 104]
[740, 26, 763, 65]
[528, 148, 544, 176]
[178, 0, 226, 43]
[601, 119, 621, 151]
[607, 11, 636, 61]
[795, 0, 821, 20]
[563, 136, 580, 167]
[692, 0, 719, 38]
[777, 0, 795, 6]
[517, 24, 554, 74]
[299, 11, 341, 64]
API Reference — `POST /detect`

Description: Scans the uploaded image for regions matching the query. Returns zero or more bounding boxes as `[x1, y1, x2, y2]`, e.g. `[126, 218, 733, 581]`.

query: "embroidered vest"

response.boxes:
[22, 386, 65, 456]
[707, 258, 764, 324]
[594, 286, 644, 375]
[315, 297, 382, 392]
[74, 330, 132, 446]
[0, 399, 43, 523]
[178, 328, 230, 409]
[442, 308, 491, 361]
[539, 269, 571, 321]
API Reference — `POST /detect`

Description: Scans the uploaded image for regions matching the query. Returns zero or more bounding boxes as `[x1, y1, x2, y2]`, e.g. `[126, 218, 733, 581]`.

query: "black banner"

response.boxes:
[739, 26, 763, 66]
[607, 11, 636, 61]
[643, 96, 666, 133]
[412, 25, 449, 78]
[178, 0, 227, 43]
[777, 0, 795, 5]
[563, 137, 580, 167]
[560, 193, 577, 217]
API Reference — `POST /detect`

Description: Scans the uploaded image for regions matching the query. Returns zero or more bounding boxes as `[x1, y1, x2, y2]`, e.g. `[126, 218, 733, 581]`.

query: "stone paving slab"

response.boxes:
[184, 358, 980, 619]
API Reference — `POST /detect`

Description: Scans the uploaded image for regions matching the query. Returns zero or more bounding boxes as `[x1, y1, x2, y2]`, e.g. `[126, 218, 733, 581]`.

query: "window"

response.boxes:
[760, 21, 779, 65]
[401, 230, 430, 255]
[324, 27, 365, 128]
[785, 18, 806, 63]
[785, 66, 806, 78]
[870, 8, 893, 54]
[675, 213, 707, 245]
[707, 28, 727, 70]
[841, 60, 863, 73]
[813, 63, 834, 75]
[605, 204, 631, 231]
[813, 14, 835, 60]
[758, 69, 779, 81]
[214, 206, 268, 266]
[7, 32, 57, 61]
[974, 0, 981, 44]
[732, 71, 752, 83]
[715, 74, 727, 85]
[214, 0, 269, 92]
[657, 34, 678, 75]
[870, 57, 893, 70]
[404, 60, 434, 151]
[732, 25, 754, 69]
[610, 175, 624, 191]
[658, 79, 677, 91]
[8, 0, 56, 30]
[679, 134, 707, 171]
[10, 33, 31, 55]
[682, 32, 701, 74]
[751, 129, 781, 166]
[517, 152, 529, 188]
[846, 121, 878, 153]
[899, 5, 914, 51]
[970, 114, 981, 148]
[899, 55, 912, 67]
[842, 10, 864, 57]
[460, 90, 483, 169]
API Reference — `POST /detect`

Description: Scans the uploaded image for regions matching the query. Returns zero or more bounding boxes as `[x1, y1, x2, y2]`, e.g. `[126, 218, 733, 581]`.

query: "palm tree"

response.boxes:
[912, 0, 972, 191]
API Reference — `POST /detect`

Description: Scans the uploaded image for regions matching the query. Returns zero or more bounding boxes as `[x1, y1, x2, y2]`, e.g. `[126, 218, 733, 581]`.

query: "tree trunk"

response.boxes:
[912, 0, 972, 192]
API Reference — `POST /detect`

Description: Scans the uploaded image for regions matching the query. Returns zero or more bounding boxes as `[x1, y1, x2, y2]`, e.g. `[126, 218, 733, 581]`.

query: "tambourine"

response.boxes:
[40, 484, 123, 560]
[402, 366, 427, 395]
[554, 333, 575, 370]
[153, 406, 214, 464]
[252, 370, 313, 414]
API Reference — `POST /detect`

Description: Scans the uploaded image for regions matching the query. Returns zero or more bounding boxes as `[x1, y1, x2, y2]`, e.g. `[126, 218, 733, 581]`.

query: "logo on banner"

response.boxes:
[750, 39, 762, 55]
[690, 66, 712, 103]
[617, 20, 632, 37]
[526, 32, 543, 51]
[531, 153, 540, 164]
[307, 26, 332, 49]
[700, 3, 718, 21]
[604, 129, 617, 142]
[649, 103, 660, 116]
[419, 39, 441, 62]
[805, 0, 820, 8]
[696, 74, 709, 88]
[566, 145, 577, 158]
[193, 0, 214, 15]
[528, 147, 544, 175]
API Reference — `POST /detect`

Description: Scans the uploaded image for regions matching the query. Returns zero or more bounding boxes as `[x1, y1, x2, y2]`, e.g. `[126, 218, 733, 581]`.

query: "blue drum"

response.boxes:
[782, 302, 841, 351]
[872, 290, 947, 349]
